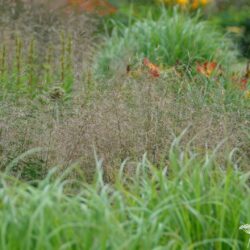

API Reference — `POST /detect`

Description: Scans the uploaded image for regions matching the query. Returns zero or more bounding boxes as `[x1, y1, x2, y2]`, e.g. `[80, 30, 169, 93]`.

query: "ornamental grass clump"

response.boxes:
[1, 143, 250, 249]
[94, 10, 236, 79]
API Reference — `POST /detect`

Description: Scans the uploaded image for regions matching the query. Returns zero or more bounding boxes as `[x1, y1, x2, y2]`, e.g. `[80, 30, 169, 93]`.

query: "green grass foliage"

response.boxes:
[94, 10, 237, 78]
[0, 143, 249, 250]
[0, 34, 74, 100]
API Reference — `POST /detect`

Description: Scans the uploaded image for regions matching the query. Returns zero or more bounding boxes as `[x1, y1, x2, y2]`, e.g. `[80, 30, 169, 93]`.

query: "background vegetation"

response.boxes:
[0, 0, 249, 249]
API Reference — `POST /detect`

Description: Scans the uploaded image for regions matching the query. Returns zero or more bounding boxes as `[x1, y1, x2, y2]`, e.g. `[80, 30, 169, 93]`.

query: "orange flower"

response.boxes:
[240, 78, 248, 90]
[143, 58, 160, 78]
[191, 0, 199, 9]
[200, 0, 209, 6]
[231, 73, 249, 91]
[196, 61, 217, 77]
[239, 62, 250, 90]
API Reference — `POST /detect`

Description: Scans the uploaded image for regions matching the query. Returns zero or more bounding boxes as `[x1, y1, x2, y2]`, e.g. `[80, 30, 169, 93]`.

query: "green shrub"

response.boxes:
[209, 6, 250, 59]
[94, 10, 237, 78]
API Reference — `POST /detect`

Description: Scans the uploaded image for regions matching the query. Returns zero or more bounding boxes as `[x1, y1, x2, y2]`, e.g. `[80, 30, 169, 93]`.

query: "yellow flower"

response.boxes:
[177, 0, 189, 6]
[244, 90, 250, 99]
[200, 0, 209, 6]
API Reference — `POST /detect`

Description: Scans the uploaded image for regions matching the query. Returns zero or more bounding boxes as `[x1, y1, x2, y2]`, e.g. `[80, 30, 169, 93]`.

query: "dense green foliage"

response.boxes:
[210, 6, 250, 59]
[94, 11, 236, 78]
[0, 145, 250, 250]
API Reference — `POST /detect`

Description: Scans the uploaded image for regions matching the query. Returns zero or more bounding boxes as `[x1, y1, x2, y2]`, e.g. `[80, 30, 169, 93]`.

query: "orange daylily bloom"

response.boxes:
[239, 62, 250, 90]
[231, 74, 249, 91]
[191, 0, 199, 9]
[240, 78, 248, 90]
[196, 61, 218, 77]
[231, 62, 249, 91]
[143, 58, 160, 78]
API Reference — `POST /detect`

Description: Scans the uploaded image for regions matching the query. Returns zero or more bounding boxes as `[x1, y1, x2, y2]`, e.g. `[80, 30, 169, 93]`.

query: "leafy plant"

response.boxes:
[0, 145, 250, 249]
[94, 10, 237, 79]
[239, 224, 250, 248]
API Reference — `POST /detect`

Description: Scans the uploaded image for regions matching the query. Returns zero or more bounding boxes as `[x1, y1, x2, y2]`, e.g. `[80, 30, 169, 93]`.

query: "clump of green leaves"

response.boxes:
[239, 224, 250, 248]
[94, 10, 237, 78]
[1, 143, 250, 249]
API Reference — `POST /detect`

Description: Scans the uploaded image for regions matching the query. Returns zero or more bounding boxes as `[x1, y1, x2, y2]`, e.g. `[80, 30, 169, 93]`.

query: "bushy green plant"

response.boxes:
[0, 143, 250, 249]
[209, 6, 250, 58]
[94, 10, 237, 78]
